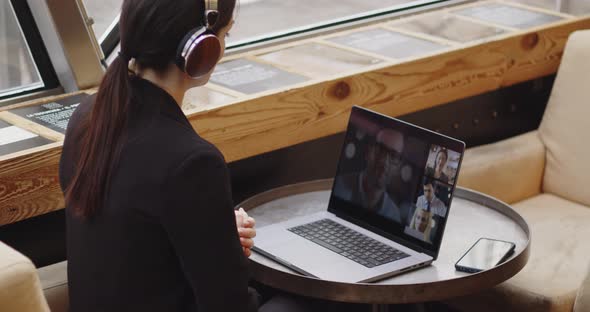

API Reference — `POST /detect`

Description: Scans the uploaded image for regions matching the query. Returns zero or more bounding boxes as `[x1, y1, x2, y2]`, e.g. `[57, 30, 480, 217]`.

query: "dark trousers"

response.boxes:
[259, 295, 315, 312]
[250, 287, 367, 312]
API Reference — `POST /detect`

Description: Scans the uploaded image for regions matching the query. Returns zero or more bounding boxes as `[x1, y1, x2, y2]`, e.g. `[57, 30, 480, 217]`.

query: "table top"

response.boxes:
[239, 179, 530, 304]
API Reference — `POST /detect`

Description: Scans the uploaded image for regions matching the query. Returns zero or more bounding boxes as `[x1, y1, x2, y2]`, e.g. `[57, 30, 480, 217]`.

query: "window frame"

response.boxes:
[99, 13, 120, 59]
[0, 0, 60, 102]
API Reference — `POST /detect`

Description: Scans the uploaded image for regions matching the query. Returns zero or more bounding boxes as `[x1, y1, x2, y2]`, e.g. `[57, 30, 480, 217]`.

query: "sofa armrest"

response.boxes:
[457, 131, 545, 204]
[38, 261, 68, 312]
[0, 242, 50, 312]
[574, 265, 590, 312]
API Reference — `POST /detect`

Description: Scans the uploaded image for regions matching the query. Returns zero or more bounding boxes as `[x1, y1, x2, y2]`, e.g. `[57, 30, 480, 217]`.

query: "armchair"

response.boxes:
[448, 29, 590, 312]
[0, 241, 50, 312]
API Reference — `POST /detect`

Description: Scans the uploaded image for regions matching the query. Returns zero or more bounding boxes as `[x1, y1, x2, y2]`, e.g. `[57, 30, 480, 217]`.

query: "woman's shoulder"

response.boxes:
[150, 119, 223, 162]
[179, 139, 226, 169]
[65, 94, 95, 132]
[61, 94, 96, 150]
[163, 140, 228, 189]
[151, 126, 225, 172]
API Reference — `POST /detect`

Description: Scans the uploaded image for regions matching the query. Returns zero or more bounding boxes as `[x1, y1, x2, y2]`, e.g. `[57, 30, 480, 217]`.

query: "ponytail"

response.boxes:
[65, 54, 132, 218]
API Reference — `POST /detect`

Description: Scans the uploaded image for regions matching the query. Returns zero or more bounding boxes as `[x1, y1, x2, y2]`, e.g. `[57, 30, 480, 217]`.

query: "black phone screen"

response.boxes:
[455, 238, 515, 273]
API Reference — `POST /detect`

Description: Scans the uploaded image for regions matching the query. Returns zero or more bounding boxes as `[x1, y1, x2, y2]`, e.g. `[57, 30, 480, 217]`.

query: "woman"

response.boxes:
[59, 1, 258, 311]
[427, 147, 449, 183]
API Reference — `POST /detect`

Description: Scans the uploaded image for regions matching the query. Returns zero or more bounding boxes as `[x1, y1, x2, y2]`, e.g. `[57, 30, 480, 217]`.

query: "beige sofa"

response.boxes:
[37, 261, 68, 312]
[0, 240, 69, 312]
[0, 241, 49, 312]
[448, 29, 590, 312]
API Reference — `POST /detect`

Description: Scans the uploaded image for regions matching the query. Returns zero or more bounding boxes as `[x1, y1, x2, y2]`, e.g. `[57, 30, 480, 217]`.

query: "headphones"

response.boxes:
[175, 0, 222, 79]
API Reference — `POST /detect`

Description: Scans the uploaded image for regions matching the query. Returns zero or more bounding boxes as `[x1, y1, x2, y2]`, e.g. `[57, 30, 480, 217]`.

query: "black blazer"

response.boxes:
[59, 78, 252, 312]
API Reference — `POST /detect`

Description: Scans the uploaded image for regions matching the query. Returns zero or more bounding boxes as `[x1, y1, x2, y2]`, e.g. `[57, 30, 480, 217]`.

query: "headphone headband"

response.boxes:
[205, 0, 219, 29]
[206, 0, 218, 11]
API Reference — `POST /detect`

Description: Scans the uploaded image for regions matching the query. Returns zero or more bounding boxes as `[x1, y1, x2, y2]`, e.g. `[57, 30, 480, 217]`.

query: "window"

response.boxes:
[82, 0, 123, 40]
[82, 0, 449, 60]
[81, 0, 123, 57]
[0, 0, 57, 99]
[228, 0, 448, 48]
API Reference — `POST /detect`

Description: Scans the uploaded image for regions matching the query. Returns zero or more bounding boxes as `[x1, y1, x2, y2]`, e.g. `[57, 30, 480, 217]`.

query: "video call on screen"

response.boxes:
[332, 114, 462, 245]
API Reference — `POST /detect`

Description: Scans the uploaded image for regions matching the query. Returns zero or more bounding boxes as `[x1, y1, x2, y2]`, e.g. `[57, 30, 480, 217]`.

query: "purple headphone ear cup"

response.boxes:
[184, 35, 222, 78]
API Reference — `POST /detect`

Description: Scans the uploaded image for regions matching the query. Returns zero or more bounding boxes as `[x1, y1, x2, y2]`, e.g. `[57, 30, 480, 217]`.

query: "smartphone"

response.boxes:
[455, 238, 515, 273]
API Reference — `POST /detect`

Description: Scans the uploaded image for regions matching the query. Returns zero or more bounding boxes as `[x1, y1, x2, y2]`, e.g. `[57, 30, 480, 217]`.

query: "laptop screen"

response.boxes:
[328, 106, 465, 258]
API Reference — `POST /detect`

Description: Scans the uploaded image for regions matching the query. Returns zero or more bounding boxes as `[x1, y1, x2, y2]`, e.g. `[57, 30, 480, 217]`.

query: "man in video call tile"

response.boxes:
[415, 178, 447, 218]
[333, 128, 404, 223]
[406, 178, 446, 243]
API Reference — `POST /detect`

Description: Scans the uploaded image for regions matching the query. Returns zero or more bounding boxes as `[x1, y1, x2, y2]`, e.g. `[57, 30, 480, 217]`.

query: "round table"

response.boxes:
[238, 179, 530, 310]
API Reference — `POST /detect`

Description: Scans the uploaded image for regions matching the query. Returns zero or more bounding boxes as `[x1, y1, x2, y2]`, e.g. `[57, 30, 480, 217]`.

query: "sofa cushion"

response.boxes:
[574, 266, 590, 312]
[0, 242, 50, 312]
[38, 261, 69, 312]
[458, 131, 544, 204]
[539, 30, 590, 207]
[446, 193, 590, 312]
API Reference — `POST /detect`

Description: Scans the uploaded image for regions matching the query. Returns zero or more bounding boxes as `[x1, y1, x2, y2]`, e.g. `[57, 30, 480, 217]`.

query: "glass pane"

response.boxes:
[327, 28, 447, 59]
[454, 3, 563, 29]
[81, 0, 123, 40]
[228, 0, 443, 45]
[86, 0, 443, 52]
[0, 119, 54, 156]
[508, 0, 590, 16]
[183, 85, 235, 112]
[392, 13, 508, 43]
[210, 59, 308, 94]
[0, 0, 43, 97]
[256, 43, 383, 78]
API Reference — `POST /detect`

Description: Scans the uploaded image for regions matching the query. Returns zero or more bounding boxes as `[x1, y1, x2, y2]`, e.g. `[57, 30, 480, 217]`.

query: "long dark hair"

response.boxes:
[65, 0, 237, 218]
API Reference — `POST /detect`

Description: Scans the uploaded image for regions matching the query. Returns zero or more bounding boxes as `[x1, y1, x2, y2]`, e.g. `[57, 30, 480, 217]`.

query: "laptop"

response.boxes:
[253, 106, 465, 283]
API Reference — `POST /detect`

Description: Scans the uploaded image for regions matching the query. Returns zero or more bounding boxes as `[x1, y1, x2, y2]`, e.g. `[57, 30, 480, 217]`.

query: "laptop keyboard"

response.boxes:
[288, 218, 410, 268]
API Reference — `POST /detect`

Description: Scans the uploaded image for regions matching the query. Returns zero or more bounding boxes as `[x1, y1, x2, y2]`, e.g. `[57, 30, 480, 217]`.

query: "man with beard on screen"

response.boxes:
[333, 128, 405, 223]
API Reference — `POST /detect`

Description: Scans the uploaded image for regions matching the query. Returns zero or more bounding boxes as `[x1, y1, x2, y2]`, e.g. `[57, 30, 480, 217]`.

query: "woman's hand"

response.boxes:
[235, 208, 256, 257]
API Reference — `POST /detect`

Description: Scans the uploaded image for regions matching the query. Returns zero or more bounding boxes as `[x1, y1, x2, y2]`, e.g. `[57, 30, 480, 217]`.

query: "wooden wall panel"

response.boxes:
[189, 18, 590, 163]
[0, 144, 62, 225]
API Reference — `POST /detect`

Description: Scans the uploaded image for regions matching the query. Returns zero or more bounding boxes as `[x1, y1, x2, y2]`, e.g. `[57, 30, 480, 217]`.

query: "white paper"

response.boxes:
[0, 126, 39, 146]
